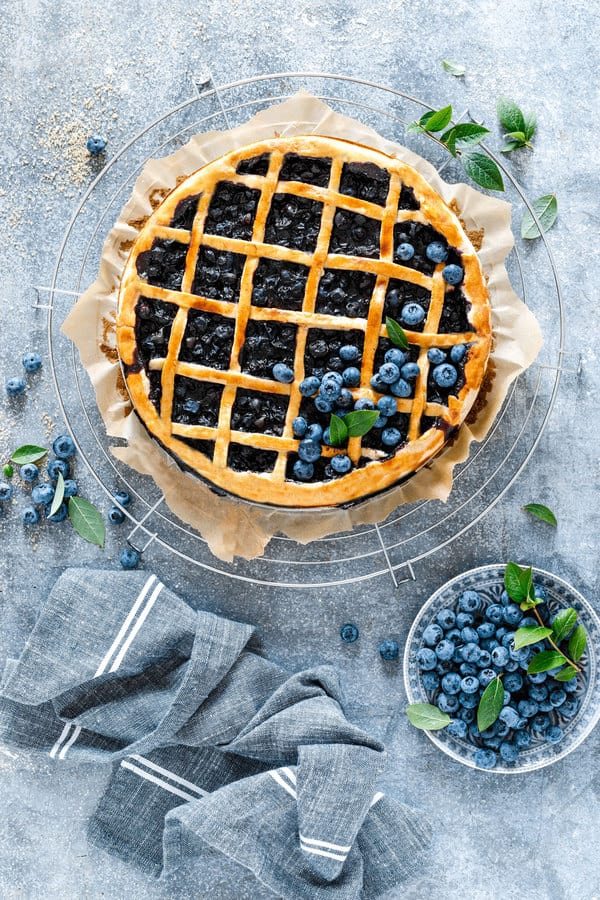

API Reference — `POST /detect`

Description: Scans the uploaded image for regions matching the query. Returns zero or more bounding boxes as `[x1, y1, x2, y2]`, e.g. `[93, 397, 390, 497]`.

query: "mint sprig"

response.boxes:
[497, 97, 536, 151]
[407, 104, 502, 192]
[328, 410, 381, 447]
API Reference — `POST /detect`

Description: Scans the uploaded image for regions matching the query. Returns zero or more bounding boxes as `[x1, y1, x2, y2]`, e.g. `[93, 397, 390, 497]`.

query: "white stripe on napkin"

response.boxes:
[129, 754, 207, 797]
[268, 769, 297, 799]
[299, 834, 352, 853]
[109, 580, 163, 672]
[300, 842, 347, 862]
[120, 760, 206, 802]
[95, 575, 157, 676]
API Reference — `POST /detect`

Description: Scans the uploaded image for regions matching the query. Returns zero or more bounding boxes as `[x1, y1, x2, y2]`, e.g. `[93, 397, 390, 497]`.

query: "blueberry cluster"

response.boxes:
[264, 193, 323, 253]
[136, 238, 188, 292]
[236, 153, 270, 177]
[5, 435, 79, 526]
[204, 181, 260, 242]
[417, 586, 581, 769]
[192, 247, 245, 302]
[178, 310, 234, 368]
[338, 161, 390, 206]
[279, 153, 332, 188]
[252, 258, 309, 311]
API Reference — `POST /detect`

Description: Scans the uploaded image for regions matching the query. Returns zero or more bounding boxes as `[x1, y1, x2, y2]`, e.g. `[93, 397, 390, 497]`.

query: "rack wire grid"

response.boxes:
[35, 72, 574, 589]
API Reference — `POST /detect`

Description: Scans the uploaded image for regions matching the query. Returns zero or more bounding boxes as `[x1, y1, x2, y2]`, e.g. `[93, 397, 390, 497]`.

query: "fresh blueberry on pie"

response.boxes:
[117, 136, 491, 508]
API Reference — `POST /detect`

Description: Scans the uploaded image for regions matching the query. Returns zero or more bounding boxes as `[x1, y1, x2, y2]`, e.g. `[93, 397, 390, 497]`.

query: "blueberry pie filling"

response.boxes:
[117, 135, 491, 508]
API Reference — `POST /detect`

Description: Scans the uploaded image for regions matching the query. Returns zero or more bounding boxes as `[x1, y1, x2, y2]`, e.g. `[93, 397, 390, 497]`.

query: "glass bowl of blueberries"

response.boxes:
[403, 564, 600, 772]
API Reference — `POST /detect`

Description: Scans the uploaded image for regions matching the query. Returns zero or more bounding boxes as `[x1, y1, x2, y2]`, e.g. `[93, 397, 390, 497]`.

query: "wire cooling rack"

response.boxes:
[34, 72, 574, 589]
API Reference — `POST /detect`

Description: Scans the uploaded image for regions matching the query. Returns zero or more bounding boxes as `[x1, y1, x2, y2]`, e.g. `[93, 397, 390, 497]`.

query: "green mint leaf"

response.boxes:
[553, 665, 579, 682]
[453, 123, 490, 147]
[422, 104, 453, 132]
[406, 122, 425, 135]
[523, 111, 537, 141]
[519, 566, 534, 603]
[521, 194, 558, 240]
[513, 625, 553, 650]
[527, 650, 568, 674]
[503, 131, 527, 143]
[417, 111, 436, 128]
[500, 141, 522, 154]
[462, 152, 504, 191]
[442, 60, 466, 76]
[68, 496, 105, 548]
[406, 703, 451, 731]
[504, 562, 527, 602]
[48, 472, 65, 518]
[343, 410, 380, 438]
[440, 126, 458, 157]
[496, 97, 526, 134]
[477, 676, 505, 732]
[520, 597, 543, 611]
[522, 503, 557, 526]
[551, 608, 578, 643]
[3, 464, 13, 478]
[329, 414, 348, 447]
[385, 317, 409, 349]
[568, 624, 587, 662]
[10, 445, 48, 465]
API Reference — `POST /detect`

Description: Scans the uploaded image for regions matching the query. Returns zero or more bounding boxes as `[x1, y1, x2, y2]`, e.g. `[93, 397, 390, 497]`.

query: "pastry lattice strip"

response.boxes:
[134, 154, 480, 478]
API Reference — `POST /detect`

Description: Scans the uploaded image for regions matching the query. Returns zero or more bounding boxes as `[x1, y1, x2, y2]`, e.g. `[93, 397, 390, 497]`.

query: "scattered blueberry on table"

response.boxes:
[86, 135, 107, 155]
[380, 639, 399, 661]
[22, 352, 42, 373]
[6, 377, 26, 397]
[120, 547, 140, 569]
[340, 623, 359, 643]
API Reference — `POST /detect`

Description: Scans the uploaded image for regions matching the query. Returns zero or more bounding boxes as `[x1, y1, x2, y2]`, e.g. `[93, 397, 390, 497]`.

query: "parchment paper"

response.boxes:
[63, 94, 542, 562]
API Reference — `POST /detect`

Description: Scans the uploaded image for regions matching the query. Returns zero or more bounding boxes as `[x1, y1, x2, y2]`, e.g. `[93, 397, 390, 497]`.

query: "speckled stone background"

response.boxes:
[1, 1, 599, 898]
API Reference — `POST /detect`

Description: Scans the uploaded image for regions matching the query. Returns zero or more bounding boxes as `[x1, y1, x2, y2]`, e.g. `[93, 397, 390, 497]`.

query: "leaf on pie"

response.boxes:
[385, 317, 409, 349]
[344, 410, 380, 438]
[329, 414, 348, 447]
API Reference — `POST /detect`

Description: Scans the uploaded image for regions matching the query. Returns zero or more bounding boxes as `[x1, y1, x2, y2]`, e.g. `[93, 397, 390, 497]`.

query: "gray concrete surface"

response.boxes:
[1, 1, 599, 898]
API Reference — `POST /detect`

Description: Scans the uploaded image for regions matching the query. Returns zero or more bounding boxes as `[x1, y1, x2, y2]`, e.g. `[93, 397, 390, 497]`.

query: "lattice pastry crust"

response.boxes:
[117, 135, 491, 508]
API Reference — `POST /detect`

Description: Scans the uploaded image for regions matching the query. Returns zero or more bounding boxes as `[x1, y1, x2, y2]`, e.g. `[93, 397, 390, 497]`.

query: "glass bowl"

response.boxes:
[403, 564, 600, 773]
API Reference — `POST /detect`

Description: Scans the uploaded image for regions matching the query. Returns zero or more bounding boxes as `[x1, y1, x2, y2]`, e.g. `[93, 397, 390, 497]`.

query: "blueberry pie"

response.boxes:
[117, 136, 491, 507]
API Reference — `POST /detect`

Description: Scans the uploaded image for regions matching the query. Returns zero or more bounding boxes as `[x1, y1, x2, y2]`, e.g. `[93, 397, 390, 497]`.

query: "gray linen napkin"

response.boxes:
[0, 568, 431, 899]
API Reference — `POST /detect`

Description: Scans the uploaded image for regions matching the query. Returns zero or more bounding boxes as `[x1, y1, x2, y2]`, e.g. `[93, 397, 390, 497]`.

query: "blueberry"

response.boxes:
[322, 427, 333, 446]
[549, 688, 567, 708]
[384, 348, 408, 367]
[442, 264, 464, 285]
[421, 671, 440, 692]
[330, 454, 352, 475]
[452, 646, 464, 664]
[445, 719, 466, 739]
[480, 638, 499, 653]
[299, 376, 321, 396]
[293, 460, 314, 481]
[461, 643, 481, 665]
[479, 669, 498, 688]
[531, 713, 551, 734]
[6, 377, 26, 397]
[339, 345, 360, 362]
[423, 623, 444, 646]
[391, 378, 412, 398]
[461, 675, 480, 694]
[354, 398, 375, 411]
[0, 481, 14, 501]
[499, 707, 521, 729]
[476, 650, 492, 669]
[378, 362, 400, 384]
[432, 363, 458, 388]
[426, 348, 445, 366]
[486, 604, 504, 624]
[113, 490, 131, 508]
[477, 622, 495, 640]
[505, 659, 520, 673]
[62, 479, 77, 498]
[510, 646, 531, 666]
[496, 721, 511, 739]
[373, 415, 388, 429]
[504, 673, 523, 693]
[120, 547, 140, 569]
[474, 749, 497, 769]
[377, 396, 398, 417]
[500, 590, 511, 607]
[304, 424, 322, 444]
[518, 699, 539, 719]
[340, 623, 359, 643]
[436, 608, 456, 630]
[503, 604, 523, 625]
[499, 742, 519, 763]
[425, 241, 448, 264]
[108, 505, 125, 525]
[396, 242, 415, 261]
[520, 617, 538, 628]
[379, 639, 399, 661]
[417, 648, 437, 671]
[52, 435, 76, 459]
[538, 700, 554, 712]
[292, 416, 308, 437]
[381, 427, 402, 448]
[459, 661, 478, 677]
[490, 645, 509, 668]
[459, 691, 479, 709]
[533, 584, 547, 602]
[45, 501, 67, 522]
[563, 677, 579, 694]
[456, 612, 474, 629]
[446, 628, 462, 643]
[48, 459, 70, 482]
[461, 626, 479, 644]
[370, 374, 386, 392]
[434, 639, 455, 662]
[438, 692, 460, 714]
[400, 362, 420, 381]
[501, 632, 515, 649]
[86, 135, 107, 154]
[21, 506, 39, 526]
[401, 303, 426, 326]
[496, 627, 508, 641]
[545, 725, 563, 744]
[502, 690, 512, 707]
[319, 380, 342, 402]
[342, 366, 361, 387]
[528, 684, 548, 702]
[315, 395, 333, 413]
[515, 730, 531, 749]
[560, 698, 579, 718]
[441, 672, 462, 695]
[22, 352, 42, 373]
[436, 661, 453, 675]
[450, 344, 467, 364]
[31, 482, 54, 505]
[337, 389, 353, 409]
[459, 707, 476, 723]
[469, 723, 481, 740]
